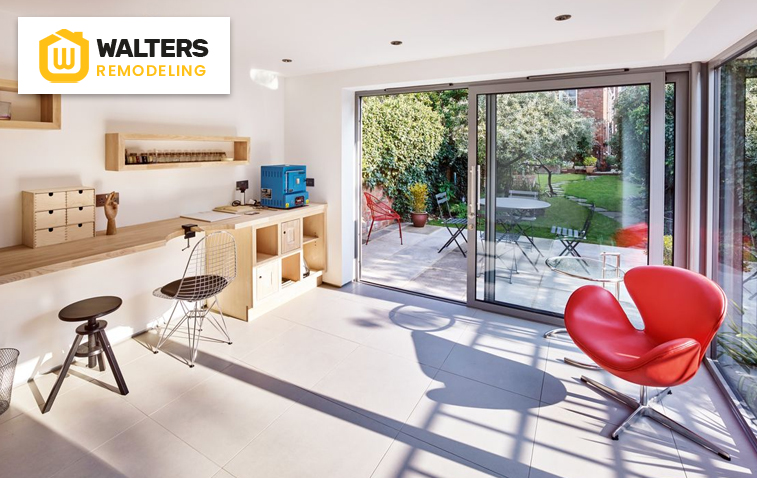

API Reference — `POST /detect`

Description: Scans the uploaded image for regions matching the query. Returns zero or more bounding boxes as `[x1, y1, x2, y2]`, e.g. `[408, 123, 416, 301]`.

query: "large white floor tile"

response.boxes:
[529, 402, 686, 478]
[371, 432, 507, 478]
[269, 292, 385, 343]
[151, 362, 304, 466]
[402, 371, 539, 478]
[240, 324, 358, 388]
[658, 370, 757, 478]
[111, 335, 234, 415]
[441, 326, 550, 400]
[313, 346, 436, 429]
[54, 418, 219, 478]
[361, 308, 468, 368]
[225, 392, 398, 478]
[0, 413, 90, 478]
[17, 376, 144, 452]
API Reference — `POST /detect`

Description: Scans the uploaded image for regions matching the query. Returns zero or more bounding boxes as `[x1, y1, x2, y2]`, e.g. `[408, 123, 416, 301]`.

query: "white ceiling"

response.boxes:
[0, 0, 735, 76]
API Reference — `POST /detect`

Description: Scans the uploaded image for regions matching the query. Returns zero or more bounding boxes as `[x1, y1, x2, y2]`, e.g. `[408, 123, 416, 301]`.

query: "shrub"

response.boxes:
[408, 183, 429, 213]
[362, 94, 444, 215]
[583, 156, 598, 167]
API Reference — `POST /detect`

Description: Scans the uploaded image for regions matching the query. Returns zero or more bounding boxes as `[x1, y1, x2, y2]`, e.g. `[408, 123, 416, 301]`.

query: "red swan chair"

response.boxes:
[565, 265, 730, 460]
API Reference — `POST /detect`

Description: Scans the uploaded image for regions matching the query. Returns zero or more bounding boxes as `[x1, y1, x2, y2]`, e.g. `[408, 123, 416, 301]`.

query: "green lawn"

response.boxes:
[428, 173, 634, 245]
[562, 175, 640, 212]
[429, 195, 621, 245]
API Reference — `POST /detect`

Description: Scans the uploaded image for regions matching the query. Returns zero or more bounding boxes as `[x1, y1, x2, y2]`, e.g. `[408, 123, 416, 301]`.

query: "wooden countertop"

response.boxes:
[0, 203, 326, 285]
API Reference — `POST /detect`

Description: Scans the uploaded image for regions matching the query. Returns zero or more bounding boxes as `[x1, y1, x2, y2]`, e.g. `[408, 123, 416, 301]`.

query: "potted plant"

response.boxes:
[583, 155, 598, 174]
[408, 183, 429, 227]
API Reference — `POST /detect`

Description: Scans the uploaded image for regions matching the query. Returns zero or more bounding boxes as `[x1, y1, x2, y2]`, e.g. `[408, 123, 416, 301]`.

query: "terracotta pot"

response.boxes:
[410, 212, 429, 228]
[585, 165, 596, 174]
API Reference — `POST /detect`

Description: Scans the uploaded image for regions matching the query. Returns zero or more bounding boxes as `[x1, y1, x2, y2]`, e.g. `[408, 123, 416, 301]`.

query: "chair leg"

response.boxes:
[579, 376, 730, 461]
[95, 334, 106, 372]
[97, 330, 129, 395]
[154, 300, 182, 353]
[646, 407, 731, 461]
[43, 335, 83, 414]
[397, 219, 403, 245]
[366, 219, 375, 245]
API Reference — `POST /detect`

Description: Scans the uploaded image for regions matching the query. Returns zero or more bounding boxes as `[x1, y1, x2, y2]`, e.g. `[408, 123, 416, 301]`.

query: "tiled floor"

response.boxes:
[1, 283, 756, 478]
[361, 224, 647, 315]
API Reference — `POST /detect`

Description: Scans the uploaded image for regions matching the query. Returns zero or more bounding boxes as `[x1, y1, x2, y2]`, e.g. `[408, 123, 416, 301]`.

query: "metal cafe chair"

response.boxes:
[152, 231, 237, 367]
[435, 192, 468, 256]
[551, 204, 594, 257]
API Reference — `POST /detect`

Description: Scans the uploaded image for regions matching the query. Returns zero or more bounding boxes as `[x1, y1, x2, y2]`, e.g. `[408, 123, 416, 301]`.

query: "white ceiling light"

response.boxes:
[249, 68, 279, 90]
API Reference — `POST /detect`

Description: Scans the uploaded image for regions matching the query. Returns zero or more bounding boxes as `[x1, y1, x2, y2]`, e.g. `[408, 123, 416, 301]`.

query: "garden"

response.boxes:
[361, 85, 667, 252]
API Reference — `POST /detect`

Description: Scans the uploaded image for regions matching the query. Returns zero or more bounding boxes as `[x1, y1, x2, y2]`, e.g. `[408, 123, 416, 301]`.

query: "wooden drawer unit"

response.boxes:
[67, 206, 95, 225]
[66, 223, 95, 242]
[35, 191, 67, 210]
[256, 260, 280, 301]
[67, 189, 95, 208]
[35, 209, 67, 229]
[280, 219, 301, 254]
[22, 186, 96, 248]
[34, 227, 66, 248]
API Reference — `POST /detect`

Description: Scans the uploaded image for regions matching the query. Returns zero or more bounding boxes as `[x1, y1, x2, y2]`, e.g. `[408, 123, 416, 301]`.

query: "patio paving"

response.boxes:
[361, 223, 648, 317]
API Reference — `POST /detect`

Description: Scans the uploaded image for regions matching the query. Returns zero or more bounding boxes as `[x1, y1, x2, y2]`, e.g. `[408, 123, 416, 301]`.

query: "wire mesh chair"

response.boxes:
[152, 231, 237, 367]
[364, 192, 403, 245]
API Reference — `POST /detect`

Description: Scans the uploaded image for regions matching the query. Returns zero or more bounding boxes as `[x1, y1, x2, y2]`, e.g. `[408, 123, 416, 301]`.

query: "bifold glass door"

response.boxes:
[467, 73, 667, 316]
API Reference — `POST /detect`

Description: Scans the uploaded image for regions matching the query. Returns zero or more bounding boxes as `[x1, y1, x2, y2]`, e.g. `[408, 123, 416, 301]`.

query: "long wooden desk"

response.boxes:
[0, 203, 327, 287]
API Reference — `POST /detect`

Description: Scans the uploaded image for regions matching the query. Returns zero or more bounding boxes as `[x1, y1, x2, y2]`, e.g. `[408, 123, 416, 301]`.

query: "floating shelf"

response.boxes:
[0, 79, 61, 130]
[105, 133, 250, 171]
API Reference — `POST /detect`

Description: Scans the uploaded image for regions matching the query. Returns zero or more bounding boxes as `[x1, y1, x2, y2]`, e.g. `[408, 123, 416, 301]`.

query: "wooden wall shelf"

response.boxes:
[0, 79, 61, 130]
[105, 133, 251, 171]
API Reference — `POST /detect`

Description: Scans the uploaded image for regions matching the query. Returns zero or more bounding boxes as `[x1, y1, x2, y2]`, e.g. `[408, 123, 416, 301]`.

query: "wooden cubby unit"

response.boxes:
[212, 204, 328, 321]
[0, 79, 61, 130]
[281, 252, 302, 286]
[302, 212, 326, 272]
[254, 224, 279, 264]
[105, 133, 250, 171]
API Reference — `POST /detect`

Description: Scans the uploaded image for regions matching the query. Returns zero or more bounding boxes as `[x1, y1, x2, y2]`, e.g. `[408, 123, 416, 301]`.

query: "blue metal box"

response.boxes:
[260, 164, 309, 209]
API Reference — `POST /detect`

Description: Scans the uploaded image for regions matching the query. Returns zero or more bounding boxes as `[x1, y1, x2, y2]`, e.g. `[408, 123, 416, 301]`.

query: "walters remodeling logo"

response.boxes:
[39, 29, 89, 83]
[19, 17, 230, 94]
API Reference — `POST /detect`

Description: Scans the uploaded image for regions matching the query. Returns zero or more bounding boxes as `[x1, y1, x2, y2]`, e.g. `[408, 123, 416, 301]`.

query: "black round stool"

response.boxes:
[43, 296, 129, 414]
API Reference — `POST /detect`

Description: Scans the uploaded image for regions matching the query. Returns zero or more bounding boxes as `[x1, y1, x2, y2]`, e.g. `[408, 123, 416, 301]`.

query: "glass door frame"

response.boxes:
[466, 72, 668, 320]
[706, 31, 757, 448]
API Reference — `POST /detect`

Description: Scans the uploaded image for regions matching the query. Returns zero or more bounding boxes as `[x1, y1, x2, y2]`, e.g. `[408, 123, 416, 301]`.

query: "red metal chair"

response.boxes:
[364, 192, 402, 245]
[565, 265, 730, 460]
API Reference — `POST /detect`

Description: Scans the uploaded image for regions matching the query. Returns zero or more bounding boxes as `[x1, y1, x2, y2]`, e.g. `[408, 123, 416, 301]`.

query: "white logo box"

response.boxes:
[18, 17, 230, 94]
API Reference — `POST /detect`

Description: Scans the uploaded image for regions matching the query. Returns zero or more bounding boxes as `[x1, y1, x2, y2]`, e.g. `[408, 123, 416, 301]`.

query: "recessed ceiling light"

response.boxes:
[281, 58, 293, 63]
[555, 14, 572, 21]
[390, 40, 403, 46]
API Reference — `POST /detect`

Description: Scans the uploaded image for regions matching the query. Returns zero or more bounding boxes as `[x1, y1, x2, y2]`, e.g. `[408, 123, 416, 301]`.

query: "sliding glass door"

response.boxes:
[468, 73, 667, 316]
[713, 43, 757, 439]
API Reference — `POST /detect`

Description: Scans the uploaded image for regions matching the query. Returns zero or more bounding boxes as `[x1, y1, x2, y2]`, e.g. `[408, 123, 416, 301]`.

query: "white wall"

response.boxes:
[285, 31, 669, 286]
[0, 10, 287, 385]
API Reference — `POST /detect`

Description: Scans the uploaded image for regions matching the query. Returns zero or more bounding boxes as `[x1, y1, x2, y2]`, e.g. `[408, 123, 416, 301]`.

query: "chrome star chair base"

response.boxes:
[152, 231, 237, 368]
[580, 376, 731, 461]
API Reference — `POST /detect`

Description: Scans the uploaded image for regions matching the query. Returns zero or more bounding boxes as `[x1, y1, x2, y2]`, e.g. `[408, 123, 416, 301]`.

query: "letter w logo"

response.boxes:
[39, 29, 90, 83]
[53, 48, 76, 70]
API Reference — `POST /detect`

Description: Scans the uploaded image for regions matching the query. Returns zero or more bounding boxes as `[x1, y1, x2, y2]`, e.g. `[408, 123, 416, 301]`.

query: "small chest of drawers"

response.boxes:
[22, 187, 96, 248]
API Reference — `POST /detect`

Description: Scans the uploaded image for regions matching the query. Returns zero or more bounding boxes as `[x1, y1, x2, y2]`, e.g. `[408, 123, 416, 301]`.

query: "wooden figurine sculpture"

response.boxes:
[105, 191, 118, 235]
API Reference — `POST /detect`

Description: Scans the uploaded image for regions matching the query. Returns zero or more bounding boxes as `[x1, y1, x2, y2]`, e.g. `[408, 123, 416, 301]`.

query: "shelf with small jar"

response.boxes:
[105, 133, 250, 171]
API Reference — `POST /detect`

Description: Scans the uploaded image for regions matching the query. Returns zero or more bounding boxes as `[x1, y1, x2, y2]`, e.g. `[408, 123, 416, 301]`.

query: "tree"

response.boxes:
[361, 94, 445, 215]
[493, 92, 594, 195]
[609, 85, 652, 187]
[425, 90, 469, 205]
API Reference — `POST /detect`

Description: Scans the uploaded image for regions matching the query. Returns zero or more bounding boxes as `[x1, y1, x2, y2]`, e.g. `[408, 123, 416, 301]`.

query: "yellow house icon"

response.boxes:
[39, 29, 89, 83]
